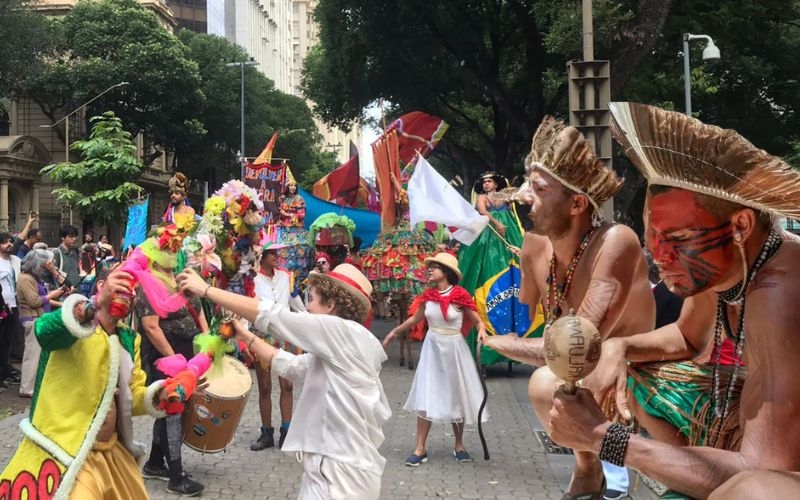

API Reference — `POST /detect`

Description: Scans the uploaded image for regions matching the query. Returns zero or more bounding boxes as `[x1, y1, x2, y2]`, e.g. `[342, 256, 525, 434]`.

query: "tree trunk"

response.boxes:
[609, 0, 675, 97]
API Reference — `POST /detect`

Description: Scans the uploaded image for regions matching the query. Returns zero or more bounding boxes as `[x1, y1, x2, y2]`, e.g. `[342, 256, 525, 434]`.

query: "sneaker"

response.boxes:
[404, 452, 428, 467]
[142, 462, 170, 481]
[453, 449, 472, 463]
[166, 475, 204, 497]
[3, 372, 20, 385]
[604, 489, 629, 499]
[278, 427, 288, 449]
[250, 428, 274, 451]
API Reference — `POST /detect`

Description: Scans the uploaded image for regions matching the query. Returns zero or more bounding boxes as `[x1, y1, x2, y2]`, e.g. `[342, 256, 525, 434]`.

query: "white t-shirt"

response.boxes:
[255, 299, 390, 476]
[0, 256, 19, 308]
[253, 268, 291, 306]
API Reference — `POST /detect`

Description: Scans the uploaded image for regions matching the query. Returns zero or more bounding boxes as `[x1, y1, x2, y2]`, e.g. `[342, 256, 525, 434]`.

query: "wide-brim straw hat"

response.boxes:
[609, 101, 800, 219]
[308, 263, 373, 320]
[423, 252, 462, 280]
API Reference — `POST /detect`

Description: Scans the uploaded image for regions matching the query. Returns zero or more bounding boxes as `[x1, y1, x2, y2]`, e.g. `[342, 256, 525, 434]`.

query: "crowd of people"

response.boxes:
[1, 102, 799, 500]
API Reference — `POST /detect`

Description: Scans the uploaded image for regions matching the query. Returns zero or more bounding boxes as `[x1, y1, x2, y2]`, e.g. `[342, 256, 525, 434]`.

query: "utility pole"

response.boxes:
[568, 0, 613, 218]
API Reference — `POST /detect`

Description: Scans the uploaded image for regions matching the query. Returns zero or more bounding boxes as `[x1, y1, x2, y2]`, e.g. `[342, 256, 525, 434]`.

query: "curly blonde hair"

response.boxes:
[309, 276, 370, 323]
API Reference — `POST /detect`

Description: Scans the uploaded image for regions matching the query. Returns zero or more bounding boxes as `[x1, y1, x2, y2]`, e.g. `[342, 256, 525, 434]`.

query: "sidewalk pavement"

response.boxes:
[0, 318, 658, 499]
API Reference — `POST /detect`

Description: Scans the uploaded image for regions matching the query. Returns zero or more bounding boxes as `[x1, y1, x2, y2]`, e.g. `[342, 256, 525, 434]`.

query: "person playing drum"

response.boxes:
[177, 263, 391, 499]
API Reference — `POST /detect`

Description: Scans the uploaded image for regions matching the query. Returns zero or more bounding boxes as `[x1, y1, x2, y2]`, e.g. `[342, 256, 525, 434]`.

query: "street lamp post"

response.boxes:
[226, 59, 259, 179]
[39, 81, 130, 224]
[683, 33, 721, 116]
[42, 81, 130, 163]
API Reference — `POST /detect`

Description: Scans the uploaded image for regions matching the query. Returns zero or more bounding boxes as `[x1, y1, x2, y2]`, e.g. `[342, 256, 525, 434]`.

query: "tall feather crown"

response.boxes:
[609, 102, 800, 219]
[525, 116, 623, 212]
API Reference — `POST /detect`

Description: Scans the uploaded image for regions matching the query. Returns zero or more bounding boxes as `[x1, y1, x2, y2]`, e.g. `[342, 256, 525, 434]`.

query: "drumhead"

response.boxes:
[204, 356, 252, 398]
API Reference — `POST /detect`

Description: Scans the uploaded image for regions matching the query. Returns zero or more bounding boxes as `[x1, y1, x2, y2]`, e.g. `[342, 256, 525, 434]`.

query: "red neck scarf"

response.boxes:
[420, 285, 475, 321]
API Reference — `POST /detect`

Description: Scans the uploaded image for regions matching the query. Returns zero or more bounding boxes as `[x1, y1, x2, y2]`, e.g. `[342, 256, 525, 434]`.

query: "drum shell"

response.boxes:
[182, 356, 252, 453]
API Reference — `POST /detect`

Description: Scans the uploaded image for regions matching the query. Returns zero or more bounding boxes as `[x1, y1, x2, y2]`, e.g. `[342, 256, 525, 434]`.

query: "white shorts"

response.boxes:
[297, 453, 381, 500]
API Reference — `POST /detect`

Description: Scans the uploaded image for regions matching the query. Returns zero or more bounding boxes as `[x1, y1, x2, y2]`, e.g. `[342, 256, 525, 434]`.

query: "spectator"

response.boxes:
[0, 232, 22, 385]
[17, 249, 67, 397]
[17, 228, 41, 259]
[10, 213, 36, 255]
[52, 225, 80, 288]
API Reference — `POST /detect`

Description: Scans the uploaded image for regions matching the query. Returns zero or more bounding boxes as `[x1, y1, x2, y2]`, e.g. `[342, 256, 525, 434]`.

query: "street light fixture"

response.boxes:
[226, 59, 259, 179]
[40, 81, 130, 163]
[683, 33, 721, 116]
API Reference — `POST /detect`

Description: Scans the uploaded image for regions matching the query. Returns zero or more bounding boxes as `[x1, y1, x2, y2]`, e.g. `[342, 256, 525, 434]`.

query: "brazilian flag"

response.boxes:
[458, 208, 545, 365]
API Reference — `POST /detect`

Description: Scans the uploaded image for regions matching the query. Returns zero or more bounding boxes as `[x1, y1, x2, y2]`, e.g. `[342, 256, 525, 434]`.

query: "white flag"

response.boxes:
[409, 156, 489, 245]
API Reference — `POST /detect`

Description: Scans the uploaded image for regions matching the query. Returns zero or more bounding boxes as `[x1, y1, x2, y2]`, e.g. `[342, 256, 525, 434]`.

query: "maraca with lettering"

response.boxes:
[544, 309, 602, 394]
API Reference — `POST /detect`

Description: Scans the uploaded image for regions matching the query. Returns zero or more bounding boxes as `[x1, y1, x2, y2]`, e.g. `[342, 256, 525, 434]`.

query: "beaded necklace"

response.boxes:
[545, 226, 597, 324]
[438, 285, 454, 295]
[707, 229, 781, 447]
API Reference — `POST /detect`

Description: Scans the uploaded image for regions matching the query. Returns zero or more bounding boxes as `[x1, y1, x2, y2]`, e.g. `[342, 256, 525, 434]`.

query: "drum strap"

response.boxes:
[186, 301, 203, 331]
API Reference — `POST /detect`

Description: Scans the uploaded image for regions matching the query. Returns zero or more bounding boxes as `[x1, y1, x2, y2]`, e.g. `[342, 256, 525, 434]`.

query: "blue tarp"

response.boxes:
[299, 187, 381, 247]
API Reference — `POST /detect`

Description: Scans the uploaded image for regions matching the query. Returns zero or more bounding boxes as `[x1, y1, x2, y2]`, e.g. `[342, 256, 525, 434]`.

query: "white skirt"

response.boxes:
[403, 330, 489, 424]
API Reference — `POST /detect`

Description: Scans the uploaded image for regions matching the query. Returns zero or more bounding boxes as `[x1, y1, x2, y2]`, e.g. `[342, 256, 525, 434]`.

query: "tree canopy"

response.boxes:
[176, 29, 331, 185]
[23, 0, 206, 164]
[303, 0, 672, 185]
[41, 112, 144, 227]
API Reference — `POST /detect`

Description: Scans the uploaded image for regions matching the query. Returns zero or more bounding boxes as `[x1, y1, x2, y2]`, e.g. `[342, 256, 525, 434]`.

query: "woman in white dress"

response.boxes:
[383, 252, 488, 466]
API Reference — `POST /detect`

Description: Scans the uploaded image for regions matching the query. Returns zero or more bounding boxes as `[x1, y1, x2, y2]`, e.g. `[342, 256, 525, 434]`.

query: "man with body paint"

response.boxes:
[483, 116, 655, 499]
[548, 102, 800, 499]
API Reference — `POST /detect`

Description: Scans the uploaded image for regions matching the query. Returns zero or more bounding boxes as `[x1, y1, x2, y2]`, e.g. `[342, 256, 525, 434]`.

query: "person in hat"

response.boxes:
[0, 265, 191, 499]
[163, 172, 196, 229]
[547, 102, 800, 499]
[176, 263, 390, 499]
[483, 116, 655, 499]
[383, 252, 487, 466]
[250, 242, 306, 452]
[456, 170, 526, 366]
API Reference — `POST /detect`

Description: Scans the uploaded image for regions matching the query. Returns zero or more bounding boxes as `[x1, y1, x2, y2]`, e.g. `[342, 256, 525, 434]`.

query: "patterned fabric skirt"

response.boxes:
[362, 223, 436, 295]
[629, 361, 744, 450]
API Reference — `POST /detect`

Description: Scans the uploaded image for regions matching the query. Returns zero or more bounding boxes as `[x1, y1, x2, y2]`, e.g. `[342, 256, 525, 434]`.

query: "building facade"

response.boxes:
[1, 0, 179, 245]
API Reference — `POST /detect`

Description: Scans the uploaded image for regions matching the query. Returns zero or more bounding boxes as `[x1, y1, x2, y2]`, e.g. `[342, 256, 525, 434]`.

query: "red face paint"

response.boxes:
[644, 189, 735, 297]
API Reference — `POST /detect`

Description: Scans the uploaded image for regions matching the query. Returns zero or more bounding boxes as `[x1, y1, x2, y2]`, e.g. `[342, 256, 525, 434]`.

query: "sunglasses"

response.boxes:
[427, 263, 443, 270]
[317, 260, 329, 265]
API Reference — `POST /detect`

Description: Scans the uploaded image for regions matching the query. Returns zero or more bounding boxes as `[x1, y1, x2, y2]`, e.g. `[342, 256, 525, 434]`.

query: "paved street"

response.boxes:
[0, 319, 657, 499]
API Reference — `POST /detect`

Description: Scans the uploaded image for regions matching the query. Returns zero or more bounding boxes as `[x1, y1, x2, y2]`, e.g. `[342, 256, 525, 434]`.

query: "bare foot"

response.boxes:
[565, 466, 604, 497]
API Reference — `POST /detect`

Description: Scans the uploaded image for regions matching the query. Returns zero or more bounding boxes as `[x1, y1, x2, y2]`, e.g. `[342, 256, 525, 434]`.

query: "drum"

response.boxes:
[182, 356, 252, 453]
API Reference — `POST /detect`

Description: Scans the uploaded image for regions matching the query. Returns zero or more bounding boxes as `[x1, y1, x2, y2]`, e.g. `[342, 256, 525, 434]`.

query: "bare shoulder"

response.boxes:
[521, 232, 550, 254]
[746, 237, 800, 348]
[594, 223, 642, 258]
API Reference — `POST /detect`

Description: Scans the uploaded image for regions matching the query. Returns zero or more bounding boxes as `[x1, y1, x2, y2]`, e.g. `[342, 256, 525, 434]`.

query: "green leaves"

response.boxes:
[40, 112, 144, 226]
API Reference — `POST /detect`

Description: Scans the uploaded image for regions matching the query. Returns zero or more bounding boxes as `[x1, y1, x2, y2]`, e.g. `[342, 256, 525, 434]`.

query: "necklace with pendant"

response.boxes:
[545, 227, 597, 324]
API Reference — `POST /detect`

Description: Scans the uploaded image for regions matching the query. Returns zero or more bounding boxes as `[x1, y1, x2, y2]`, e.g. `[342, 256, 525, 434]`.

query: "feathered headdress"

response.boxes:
[524, 116, 623, 216]
[609, 102, 800, 219]
[169, 172, 189, 195]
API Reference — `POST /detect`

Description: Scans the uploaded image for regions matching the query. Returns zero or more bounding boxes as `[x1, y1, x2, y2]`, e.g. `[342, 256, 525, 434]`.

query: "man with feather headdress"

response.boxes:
[482, 116, 655, 499]
[548, 102, 800, 498]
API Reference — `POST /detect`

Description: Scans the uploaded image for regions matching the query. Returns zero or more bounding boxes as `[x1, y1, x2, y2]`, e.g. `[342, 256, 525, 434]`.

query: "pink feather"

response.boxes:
[122, 248, 187, 318]
[155, 354, 188, 377]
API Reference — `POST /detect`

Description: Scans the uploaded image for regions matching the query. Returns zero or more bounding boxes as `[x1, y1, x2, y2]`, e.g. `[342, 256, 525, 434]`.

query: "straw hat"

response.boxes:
[610, 101, 800, 219]
[308, 263, 373, 320]
[525, 116, 623, 213]
[169, 172, 189, 195]
[423, 252, 462, 280]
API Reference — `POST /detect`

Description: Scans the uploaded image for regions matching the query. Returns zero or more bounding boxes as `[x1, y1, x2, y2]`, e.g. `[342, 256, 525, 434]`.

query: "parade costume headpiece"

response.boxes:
[423, 252, 462, 280]
[169, 172, 189, 195]
[473, 171, 509, 194]
[609, 102, 800, 219]
[525, 116, 623, 218]
[308, 263, 373, 320]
